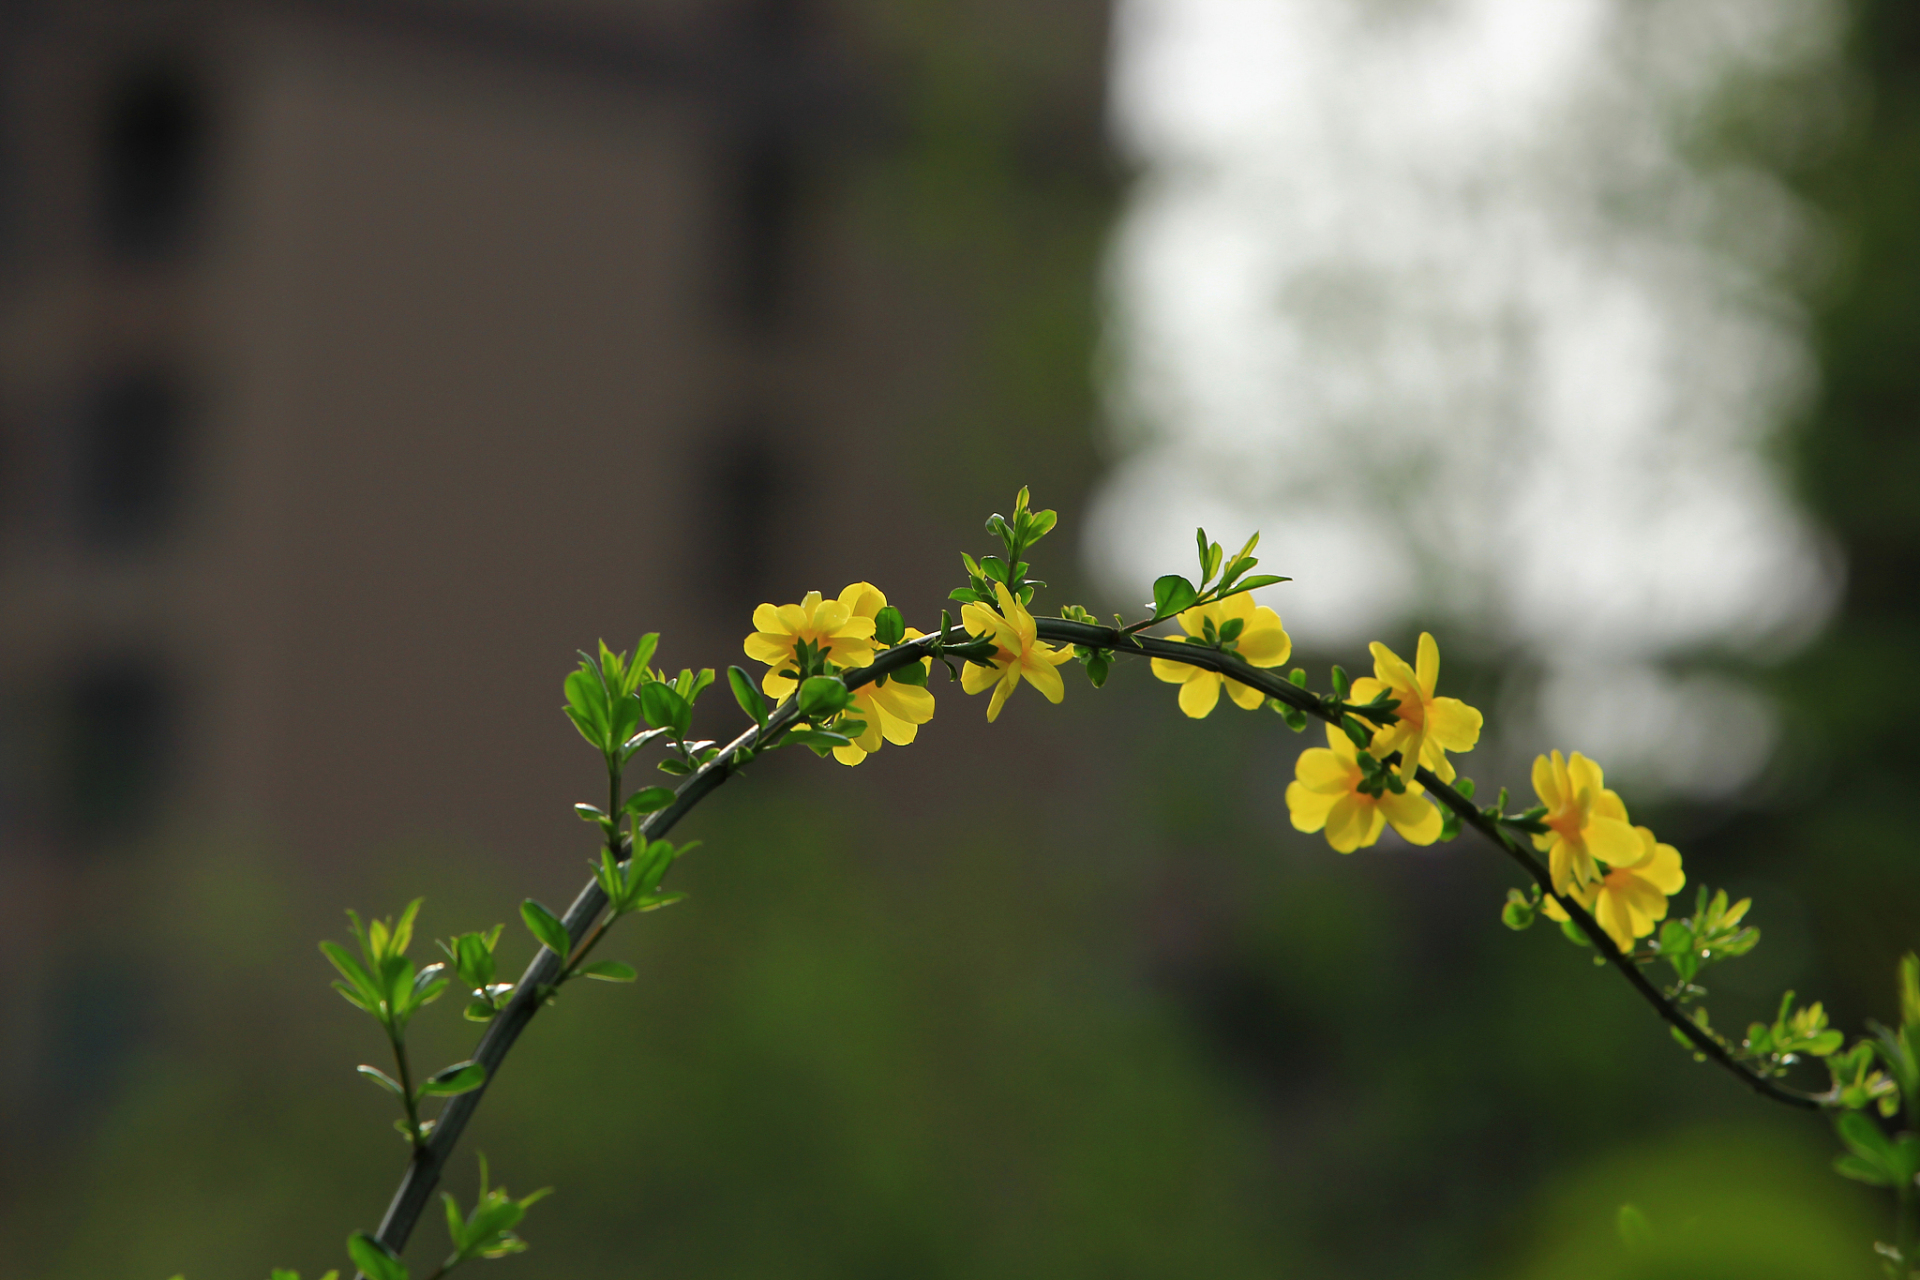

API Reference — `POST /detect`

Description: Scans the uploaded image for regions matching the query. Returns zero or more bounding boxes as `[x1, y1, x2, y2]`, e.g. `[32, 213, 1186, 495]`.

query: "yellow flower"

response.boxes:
[1349, 632, 1483, 782]
[1530, 750, 1641, 895]
[1286, 723, 1443, 853]
[1543, 825, 1685, 951]
[743, 584, 880, 700]
[833, 591, 935, 766]
[1149, 592, 1293, 718]
[960, 582, 1074, 721]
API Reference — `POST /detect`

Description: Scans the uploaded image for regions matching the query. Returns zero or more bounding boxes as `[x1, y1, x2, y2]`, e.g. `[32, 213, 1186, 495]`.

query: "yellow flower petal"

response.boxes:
[838, 582, 886, 617]
[1235, 609, 1292, 666]
[1532, 753, 1562, 810]
[753, 603, 786, 634]
[871, 680, 934, 727]
[1177, 670, 1223, 718]
[1415, 631, 1440, 696]
[1150, 656, 1195, 685]
[1425, 698, 1482, 753]
[1325, 795, 1384, 853]
[1022, 654, 1067, 704]
[1293, 746, 1353, 793]
[1637, 837, 1685, 895]
[961, 659, 1001, 696]
[1585, 815, 1643, 869]
[1287, 780, 1340, 831]
[1225, 676, 1265, 710]
[744, 633, 791, 664]
[1381, 789, 1442, 845]
[986, 668, 1017, 722]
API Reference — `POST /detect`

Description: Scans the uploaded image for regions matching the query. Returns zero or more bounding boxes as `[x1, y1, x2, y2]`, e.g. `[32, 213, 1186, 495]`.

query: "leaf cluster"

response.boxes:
[564, 638, 718, 778]
[1742, 991, 1845, 1073]
[438, 926, 513, 1022]
[321, 900, 447, 1037]
[1142, 526, 1287, 627]
[1657, 888, 1760, 993]
[951, 485, 1056, 608]
[440, 1156, 552, 1269]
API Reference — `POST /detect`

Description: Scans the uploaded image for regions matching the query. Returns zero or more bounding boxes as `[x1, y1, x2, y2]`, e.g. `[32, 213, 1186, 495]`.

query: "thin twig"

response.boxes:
[362, 633, 964, 1266]
[1033, 616, 1821, 1110]
[359, 612, 1817, 1274]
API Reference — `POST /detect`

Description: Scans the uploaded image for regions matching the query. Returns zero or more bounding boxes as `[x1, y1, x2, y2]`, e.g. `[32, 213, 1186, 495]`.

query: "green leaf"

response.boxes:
[1500, 891, 1535, 931]
[728, 666, 769, 728]
[320, 941, 382, 1011]
[578, 960, 638, 983]
[631, 633, 659, 683]
[443, 1191, 468, 1253]
[357, 1064, 404, 1096]
[1836, 1110, 1898, 1174]
[391, 899, 423, 958]
[623, 786, 675, 816]
[783, 728, 852, 751]
[890, 659, 929, 687]
[419, 1060, 487, 1097]
[1216, 574, 1290, 600]
[520, 900, 572, 959]
[798, 677, 852, 718]
[1150, 575, 1199, 618]
[1833, 1153, 1894, 1186]
[562, 668, 609, 746]
[639, 682, 691, 739]
[346, 1230, 409, 1280]
[873, 606, 906, 646]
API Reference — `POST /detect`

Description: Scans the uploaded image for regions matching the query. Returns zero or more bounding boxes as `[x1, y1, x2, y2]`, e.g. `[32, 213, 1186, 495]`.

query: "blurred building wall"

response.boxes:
[0, 0, 1112, 859]
[0, 0, 1114, 1139]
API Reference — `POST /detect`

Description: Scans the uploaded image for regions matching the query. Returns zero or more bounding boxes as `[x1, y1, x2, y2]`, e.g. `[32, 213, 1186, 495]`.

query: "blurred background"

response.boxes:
[0, 0, 1914, 1276]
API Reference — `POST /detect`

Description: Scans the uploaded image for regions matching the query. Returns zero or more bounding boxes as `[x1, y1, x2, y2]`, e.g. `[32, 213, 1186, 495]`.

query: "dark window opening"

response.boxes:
[59, 659, 174, 842]
[98, 58, 206, 262]
[700, 420, 782, 606]
[77, 366, 188, 550]
[720, 0, 809, 332]
[726, 128, 800, 332]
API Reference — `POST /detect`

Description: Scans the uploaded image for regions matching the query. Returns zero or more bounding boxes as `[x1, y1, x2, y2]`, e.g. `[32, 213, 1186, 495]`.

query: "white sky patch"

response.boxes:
[1092, 0, 1845, 796]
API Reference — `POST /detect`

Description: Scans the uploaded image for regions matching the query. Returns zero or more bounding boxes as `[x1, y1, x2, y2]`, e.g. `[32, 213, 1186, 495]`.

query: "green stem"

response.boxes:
[387, 1023, 424, 1150]
[1032, 617, 1821, 1112]
[354, 614, 1819, 1276]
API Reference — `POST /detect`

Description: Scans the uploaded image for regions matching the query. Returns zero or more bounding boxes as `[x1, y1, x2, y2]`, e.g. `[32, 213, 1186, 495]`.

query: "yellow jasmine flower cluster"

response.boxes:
[1530, 750, 1642, 896]
[835, 587, 934, 766]
[743, 584, 881, 699]
[961, 582, 1074, 721]
[1349, 633, 1483, 781]
[1529, 750, 1686, 952]
[1284, 631, 1475, 852]
[1286, 724, 1442, 853]
[1543, 825, 1686, 953]
[741, 583, 937, 766]
[1150, 593, 1293, 718]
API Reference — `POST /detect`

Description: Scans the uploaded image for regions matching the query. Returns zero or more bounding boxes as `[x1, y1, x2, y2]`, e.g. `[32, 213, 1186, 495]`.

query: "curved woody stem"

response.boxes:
[359, 613, 1817, 1272]
[1034, 617, 1821, 1111]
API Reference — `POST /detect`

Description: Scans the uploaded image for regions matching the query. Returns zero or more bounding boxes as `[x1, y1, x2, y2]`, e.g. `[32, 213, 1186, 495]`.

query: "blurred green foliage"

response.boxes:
[7, 3, 1920, 1277]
